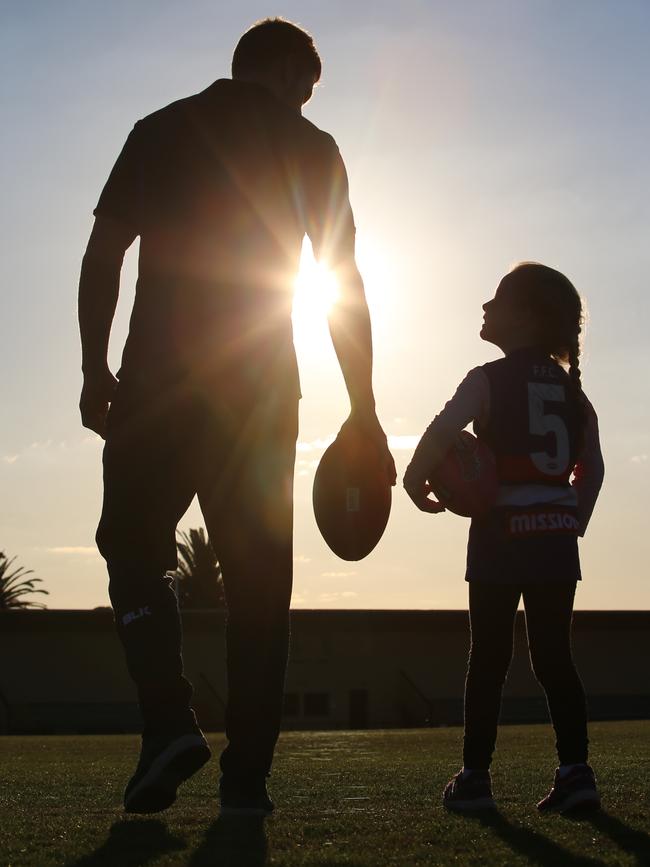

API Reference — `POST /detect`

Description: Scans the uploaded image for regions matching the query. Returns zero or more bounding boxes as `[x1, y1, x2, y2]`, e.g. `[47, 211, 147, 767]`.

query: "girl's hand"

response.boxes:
[403, 467, 446, 514]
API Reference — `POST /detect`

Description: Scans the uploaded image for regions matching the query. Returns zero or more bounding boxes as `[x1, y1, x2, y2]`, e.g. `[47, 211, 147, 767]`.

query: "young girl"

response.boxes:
[404, 262, 604, 813]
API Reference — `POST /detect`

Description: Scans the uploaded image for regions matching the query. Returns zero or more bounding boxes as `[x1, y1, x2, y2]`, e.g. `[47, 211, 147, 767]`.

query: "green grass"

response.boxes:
[1, 721, 649, 866]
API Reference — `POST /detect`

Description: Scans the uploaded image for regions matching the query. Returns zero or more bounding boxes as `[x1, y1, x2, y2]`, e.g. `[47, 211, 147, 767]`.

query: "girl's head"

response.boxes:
[481, 261, 584, 382]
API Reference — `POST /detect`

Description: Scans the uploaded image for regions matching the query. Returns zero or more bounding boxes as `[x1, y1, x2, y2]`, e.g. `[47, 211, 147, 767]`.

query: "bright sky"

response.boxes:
[1, 1, 649, 611]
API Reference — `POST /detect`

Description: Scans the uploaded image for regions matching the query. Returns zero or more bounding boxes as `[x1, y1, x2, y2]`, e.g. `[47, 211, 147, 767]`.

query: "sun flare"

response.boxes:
[291, 240, 339, 347]
[291, 234, 392, 354]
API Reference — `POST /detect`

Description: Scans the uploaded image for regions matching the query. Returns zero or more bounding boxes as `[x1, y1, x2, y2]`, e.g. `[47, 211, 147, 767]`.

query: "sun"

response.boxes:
[291, 239, 339, 349]
[291, 233, 392, 354]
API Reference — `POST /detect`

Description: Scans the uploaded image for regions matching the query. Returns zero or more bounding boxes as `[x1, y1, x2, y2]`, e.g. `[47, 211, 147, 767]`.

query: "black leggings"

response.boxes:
[463, 581, 588, 769]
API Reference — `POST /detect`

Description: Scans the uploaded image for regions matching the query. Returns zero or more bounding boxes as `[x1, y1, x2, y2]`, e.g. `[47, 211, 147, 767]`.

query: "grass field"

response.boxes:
[1, 721, 649, 866]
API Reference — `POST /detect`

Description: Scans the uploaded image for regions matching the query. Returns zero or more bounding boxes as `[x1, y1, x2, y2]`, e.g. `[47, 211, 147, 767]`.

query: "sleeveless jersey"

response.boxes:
[465, 348, 584, 582]
[475, 347, 582, 488]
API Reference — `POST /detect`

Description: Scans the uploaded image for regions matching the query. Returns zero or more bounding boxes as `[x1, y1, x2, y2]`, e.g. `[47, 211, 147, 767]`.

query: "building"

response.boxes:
[0, 609, 648, 734]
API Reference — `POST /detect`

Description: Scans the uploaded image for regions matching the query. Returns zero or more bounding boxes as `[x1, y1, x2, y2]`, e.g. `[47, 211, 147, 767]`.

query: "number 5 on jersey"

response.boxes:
[527, 382, 570, 477]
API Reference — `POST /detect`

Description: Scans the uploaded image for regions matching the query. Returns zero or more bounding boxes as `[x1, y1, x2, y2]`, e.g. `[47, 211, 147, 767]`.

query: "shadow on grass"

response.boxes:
[563, 809, 650, 865]
[460, 809, 606, 867]
[188, 815, 268, 867]
[64, 819, 187, 866]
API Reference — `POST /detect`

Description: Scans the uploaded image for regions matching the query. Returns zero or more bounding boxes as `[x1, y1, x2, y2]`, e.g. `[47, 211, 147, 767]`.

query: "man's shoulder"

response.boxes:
[134, 85, 337, 154]
[134, 93, 200, 133]
[293, 118, 342, 177]
[297, 113, 336, 147]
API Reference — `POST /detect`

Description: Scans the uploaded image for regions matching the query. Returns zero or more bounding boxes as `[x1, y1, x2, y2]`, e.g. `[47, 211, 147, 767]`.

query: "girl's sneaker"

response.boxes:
[537, 764, 601, 813]
[443, 769, 496, 811]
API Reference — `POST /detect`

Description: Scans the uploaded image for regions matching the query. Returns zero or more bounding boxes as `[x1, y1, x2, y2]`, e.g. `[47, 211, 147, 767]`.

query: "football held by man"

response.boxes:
[78, 18, 395, 816]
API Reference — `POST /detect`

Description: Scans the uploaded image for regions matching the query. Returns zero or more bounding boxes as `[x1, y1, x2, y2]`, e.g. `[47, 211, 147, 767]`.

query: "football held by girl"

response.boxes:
[404, 263, 604, 813]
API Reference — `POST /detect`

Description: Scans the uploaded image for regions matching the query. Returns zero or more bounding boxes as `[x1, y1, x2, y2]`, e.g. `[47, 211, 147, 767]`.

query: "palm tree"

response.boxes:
[175, 528, 225, 609]
[0, 551, 48, 610]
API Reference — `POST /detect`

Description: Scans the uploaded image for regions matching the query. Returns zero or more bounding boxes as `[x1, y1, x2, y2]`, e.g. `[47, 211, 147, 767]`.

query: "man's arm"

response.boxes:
[308, 138, 395, 484]
[328, 255, 374, 411]
[78, 216, 136, 437]
[328, 259, 396, 485]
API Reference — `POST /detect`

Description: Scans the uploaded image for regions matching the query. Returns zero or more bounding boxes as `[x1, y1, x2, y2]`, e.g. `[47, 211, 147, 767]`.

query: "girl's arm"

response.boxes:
[403, 368, 490, 512]
[572, 397, 605, 536]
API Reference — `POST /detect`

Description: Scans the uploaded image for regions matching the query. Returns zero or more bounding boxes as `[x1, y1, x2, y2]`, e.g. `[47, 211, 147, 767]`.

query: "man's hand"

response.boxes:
[338, 408, 397, 487]
[403, 464, 446, 514]
[78, 216, 134, 438]
[79, 367, 118, 439]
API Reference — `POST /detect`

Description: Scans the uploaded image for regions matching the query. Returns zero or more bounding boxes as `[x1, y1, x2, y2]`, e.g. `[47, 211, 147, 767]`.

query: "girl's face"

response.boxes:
[480, 277, 535, 352]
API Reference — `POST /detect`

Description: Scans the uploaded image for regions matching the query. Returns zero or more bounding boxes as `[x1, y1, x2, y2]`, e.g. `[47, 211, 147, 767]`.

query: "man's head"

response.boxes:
[232, 18, 321, 111]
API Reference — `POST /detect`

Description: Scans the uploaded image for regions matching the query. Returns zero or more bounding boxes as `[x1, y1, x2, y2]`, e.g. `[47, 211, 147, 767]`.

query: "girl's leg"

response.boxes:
[522, 582, 588, 765]
[463, 583, 521, 769]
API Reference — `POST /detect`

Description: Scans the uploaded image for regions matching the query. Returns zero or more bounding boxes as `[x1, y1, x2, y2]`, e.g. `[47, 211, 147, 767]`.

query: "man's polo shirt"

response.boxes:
[94, 78, 356, 398]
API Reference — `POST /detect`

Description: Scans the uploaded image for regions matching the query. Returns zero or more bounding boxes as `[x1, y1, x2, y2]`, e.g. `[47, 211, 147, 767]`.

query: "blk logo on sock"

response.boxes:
[122, 606, 152, 627]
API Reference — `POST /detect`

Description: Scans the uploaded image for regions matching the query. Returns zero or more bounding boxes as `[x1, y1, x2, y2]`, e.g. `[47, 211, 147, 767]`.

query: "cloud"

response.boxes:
[296, 436, 335, 453]
[293, 554, 312, 564]
[387, 435, 420, 450]
[296, 457, 319, 478]
[47, 546, 100, 556]
[631, 454, 648, 464]
[1, 437, 103, 468]
[297, 434, 420, 453]
[317, 591, 358, 603]
[290, 593, 308, 606]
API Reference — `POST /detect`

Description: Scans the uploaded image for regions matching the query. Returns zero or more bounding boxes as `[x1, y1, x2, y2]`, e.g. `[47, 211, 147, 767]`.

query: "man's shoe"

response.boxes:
[124, 731, 211, 813]
[537, 764, 601, 813]
[219, 775, 275, 816]
[443, 769, 496, 811]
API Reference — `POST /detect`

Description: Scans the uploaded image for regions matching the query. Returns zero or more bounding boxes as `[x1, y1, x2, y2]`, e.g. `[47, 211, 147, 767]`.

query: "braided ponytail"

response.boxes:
[567, 332, 588, 448]
[506, 262, 588, 443]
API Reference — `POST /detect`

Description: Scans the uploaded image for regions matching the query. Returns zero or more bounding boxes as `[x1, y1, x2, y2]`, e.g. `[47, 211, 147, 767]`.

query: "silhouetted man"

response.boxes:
[78, 18, 395, 815]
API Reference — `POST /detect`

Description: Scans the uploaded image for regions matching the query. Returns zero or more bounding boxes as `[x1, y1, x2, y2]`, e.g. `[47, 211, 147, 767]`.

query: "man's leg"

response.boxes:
[97, 383, 213, 812]
[197, 392, 298, 790]
[96, 383, 215, 811]
[97, 383, 200, 735]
